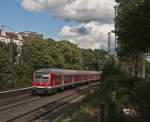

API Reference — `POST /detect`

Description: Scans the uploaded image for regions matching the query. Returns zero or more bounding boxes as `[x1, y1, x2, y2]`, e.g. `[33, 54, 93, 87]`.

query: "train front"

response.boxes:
[32, 69, 51, 94]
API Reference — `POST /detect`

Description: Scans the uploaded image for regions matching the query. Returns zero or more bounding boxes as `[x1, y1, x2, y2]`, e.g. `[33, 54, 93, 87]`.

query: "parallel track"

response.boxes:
[0, 96, 40, 113]
[17, 86, 92, 122]
[0, 87, 32, 99]
[0, 93, 35, 107]
[0, 82, 99, 122]
[31, 88, 91, 122]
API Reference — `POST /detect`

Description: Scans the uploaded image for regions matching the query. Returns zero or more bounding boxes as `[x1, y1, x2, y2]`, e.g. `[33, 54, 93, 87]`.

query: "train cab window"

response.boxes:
[42, 75, 49, 80]
[35, 75, 41, 79]
[41, 75, 49, 82]
[34, 74, 49, 82]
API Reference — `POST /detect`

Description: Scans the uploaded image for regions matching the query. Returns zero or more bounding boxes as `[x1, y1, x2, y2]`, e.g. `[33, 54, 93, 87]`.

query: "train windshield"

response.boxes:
[34, 74, 49, 82]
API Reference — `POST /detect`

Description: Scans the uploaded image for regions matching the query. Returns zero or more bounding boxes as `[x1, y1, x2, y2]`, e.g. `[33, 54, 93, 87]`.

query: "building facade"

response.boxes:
[0, 29, 23, 46]
[19, 31, 43, 40]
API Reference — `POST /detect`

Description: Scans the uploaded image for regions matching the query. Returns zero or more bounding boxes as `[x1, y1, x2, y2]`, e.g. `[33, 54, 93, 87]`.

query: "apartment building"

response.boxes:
[0, 29, 23, 46]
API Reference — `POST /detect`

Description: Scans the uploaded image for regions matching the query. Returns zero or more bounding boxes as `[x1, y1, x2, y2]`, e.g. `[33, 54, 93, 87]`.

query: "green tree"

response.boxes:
[81, 49, 107, 71]
[116, 0, 150, 57]
[0, 38, 106, 90]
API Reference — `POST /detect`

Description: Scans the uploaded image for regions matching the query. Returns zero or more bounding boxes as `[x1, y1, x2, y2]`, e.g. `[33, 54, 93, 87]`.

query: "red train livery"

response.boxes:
[32, 68, 101, 94]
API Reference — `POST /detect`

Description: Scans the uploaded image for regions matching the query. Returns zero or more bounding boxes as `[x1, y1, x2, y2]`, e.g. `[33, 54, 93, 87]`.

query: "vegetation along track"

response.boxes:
[0, 82, 99, 122]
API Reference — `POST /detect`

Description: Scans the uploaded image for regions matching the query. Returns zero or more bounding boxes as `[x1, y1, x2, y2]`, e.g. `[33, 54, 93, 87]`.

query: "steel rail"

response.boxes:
[6, 83, 98, 122]
[0, 87, 32, 99]
[31, 87, 93, 122]
[0, 96, 40, 113]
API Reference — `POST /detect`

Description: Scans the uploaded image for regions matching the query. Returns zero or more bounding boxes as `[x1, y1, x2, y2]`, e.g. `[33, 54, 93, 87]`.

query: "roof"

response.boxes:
[35, 68, 100, 74]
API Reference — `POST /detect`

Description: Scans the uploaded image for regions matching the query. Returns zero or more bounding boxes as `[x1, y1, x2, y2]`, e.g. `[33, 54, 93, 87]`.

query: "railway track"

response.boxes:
[0, 93, 35, 107]
[0, 96, 40, 113]
[0, 87, 41, 113]
[32, 88, 90, 122]
[0, 83, 99, 122]
[0, 87, 32, 99]
[0, 87, 34, 108]
[14, 86, 92, 122]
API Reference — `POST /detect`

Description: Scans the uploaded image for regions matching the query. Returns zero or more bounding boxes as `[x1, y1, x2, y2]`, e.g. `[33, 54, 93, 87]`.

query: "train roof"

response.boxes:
[35, 68, 100, 74]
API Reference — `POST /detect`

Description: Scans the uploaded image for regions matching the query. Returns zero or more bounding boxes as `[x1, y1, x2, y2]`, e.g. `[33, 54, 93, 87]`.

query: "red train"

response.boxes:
[32, 68, 101, 94]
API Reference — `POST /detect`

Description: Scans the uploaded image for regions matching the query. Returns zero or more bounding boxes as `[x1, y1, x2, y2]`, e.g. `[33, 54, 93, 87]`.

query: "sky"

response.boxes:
[0, 0, 116, 50]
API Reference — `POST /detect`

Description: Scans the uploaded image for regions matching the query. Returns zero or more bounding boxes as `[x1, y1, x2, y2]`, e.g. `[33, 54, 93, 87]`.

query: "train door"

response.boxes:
[61, 73, 64, 85]
[54, 73, 61, 86]
[55, 72, 62, 86]
[48, 72, 52, 86]
[50, 73, 55, 86]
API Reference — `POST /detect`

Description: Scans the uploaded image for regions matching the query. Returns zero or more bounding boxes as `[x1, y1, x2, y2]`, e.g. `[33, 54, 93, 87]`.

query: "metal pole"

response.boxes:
[114, 6, 117, 53]
[108, 32, 111, 54]
[114, 5, 119, 65]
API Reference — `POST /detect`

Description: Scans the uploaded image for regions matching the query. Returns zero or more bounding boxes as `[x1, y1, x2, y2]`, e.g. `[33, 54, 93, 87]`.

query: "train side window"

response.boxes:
[68, 75, 70, 81]
[64, 75, 66, 81]
[66, 75, 68, 81]
[65, 75, 70, 81]
[70, 75, 72, 81]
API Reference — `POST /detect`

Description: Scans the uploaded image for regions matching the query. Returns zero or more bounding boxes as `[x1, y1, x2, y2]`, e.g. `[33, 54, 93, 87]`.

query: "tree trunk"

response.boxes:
[98, 104, 104, 122]
[104, 102, 109, 122]
[142, 53, 146, 79]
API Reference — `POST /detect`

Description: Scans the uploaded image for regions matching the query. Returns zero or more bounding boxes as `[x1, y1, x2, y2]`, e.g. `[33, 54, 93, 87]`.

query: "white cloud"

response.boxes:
[21, 0, 115, 23]
[21, 0, 45, 12]
[59, 21, 114, 50]
[21, 0, 116, 49]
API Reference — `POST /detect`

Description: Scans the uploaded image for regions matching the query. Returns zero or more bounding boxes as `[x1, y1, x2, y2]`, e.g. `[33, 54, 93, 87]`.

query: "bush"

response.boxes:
[134, 80, 150, 121]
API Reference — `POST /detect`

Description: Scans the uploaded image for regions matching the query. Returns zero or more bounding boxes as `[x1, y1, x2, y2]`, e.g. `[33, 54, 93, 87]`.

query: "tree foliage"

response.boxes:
[98, 0, 150, 121]
[81, 49, 107, 71]
[100, 58, 150, 121]
[116, 0, 150, 57]
[0, 38, 107, 90]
